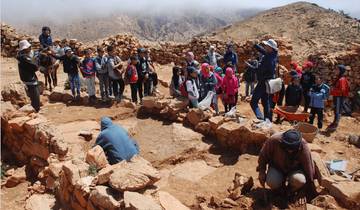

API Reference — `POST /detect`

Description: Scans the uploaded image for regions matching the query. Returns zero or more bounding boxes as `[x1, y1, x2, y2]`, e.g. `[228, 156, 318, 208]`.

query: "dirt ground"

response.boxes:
[1, 57, 360, 209]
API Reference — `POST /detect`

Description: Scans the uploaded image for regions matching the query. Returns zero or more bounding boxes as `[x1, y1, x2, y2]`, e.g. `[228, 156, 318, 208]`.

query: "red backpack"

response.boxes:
[179, 80, 188, 97]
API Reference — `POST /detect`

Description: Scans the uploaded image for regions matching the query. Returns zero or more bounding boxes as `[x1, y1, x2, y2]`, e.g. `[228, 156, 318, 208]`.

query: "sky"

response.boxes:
[1, 0, 360, 24]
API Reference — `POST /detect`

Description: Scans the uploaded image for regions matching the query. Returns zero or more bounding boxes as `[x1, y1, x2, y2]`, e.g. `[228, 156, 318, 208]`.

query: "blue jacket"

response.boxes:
[254, 44, 278, 82]
[39, 34, 53, 49]
[95, 117, 139, 164]
[223, 51, 238, 67]
[309, 84, 326, 108]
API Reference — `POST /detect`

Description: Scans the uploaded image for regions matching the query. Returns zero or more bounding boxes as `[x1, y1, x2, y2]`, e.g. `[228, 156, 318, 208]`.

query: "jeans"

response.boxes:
[111, 78, 125, 100]
[130, 83, 138, 103]
[189, 98, 199, 108]
[309, 107, 324, 129]
[26, 84, 40, 112]
[68, 73, 81, 96]
[245, 82, 255, 96]
[303, 89, 311, 112]
[85, 76, 96, 97]
[333, 96, 344, 125]
[251, 82, 270, 120]
[97, 73, 109, 99]
[137, 78, 144, 100]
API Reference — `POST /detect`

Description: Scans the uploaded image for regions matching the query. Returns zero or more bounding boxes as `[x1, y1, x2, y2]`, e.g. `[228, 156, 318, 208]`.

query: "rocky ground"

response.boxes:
[1, 57, 360, 210]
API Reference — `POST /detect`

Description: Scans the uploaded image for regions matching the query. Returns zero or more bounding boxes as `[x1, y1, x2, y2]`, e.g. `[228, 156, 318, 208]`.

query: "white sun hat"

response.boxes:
[262, 39, 278, 51]
[19, 40, 31, 51]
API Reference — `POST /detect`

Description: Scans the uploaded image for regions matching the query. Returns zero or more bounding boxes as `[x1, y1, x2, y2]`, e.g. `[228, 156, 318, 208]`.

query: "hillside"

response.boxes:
[10, 9, 258, 43]
[208, 2, 360, 60]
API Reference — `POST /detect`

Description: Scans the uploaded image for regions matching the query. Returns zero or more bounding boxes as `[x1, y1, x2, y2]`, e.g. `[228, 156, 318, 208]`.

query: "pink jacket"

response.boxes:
[222, 68, 239, 96]
[214, 72, 223, 91]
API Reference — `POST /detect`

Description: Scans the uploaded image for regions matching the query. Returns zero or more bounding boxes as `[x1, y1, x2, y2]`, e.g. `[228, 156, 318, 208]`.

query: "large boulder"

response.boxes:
[4, 166, 26, 188]
[85, 145, 109, 170]
[1, 101, 16, 120]
[159, 191, 190, 210]
[186, 108, 212, 127]
[124, 191, 162, 210]
[1, 82, 29, 107]
[108, 155, 160, 192]
[89, 185, 121, 210]
[195, 122, 211, 135]
[216, 121, 242, 147]
[142, 96, 157, 109]
[25, 194, 56, 210]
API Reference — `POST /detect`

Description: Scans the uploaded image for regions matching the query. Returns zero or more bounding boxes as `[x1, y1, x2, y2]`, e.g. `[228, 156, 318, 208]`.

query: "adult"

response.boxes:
[223, 43, 238, 73]
[328, 65, 350, 131]
[95, 117, 139, 164]
[106, 46, 124, 102]
[39, 26, 52, 49]
[243, 60, 258, 97]
[250, 39, 278, 121]
[145, 48, 159, 95]
[300, 61, 315, 112]
[204, 45, 222, 67]
[257, 130, 316, 200]
[17, 40, 40, 112]
[185, 51, 200, 70]
[136, 48, 148, 102]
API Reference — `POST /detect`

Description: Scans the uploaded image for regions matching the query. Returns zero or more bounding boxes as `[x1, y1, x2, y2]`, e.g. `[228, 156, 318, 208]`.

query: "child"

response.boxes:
[222, 67, 239, 112]
[107, 46, 124, 102]
[328, 65, 350, 131]
[39, 26, 52, 49]
[95, 48, 109, 101]
[243, 60, 258, 97]
[80, 49, 97, 103]
[308, 75, 327, 129]
[214, 67, 224, 114]
[199, 63, 217, 101]
[170, 66, 184, 97]
[300, 61, 315, 112]
[285, 75, 303, 107]
[186, 66, 200, 108]
[126, 56, 139, 103]
[52, 47, 81, 100]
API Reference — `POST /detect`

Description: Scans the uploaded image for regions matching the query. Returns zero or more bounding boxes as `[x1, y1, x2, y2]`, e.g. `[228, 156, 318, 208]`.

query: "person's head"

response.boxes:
[130, 55, 138, 65]
[187, 66, 197, 78]
[314, 74, 322, 85]
[226, 43, 234, 52]
[209, 45, 215, 53]
[185, 51, 194, 62]
[100, 117, 113, 131]
[145, 49, 150, 58]
[60, 39, 67, 47]
[97, 48, 104, 57]
[302, 61, 314, 72]
[292, 76, 300, 86]
[19, 40, 32, 54]
[42, 26, 51, 36]
[225, 67, 234, 78]
[172, 66, 181, 77]
[53, 39, 60, 46]
[290, 61, 298, 70]
[107, 46, 115, 56]
[201, 63, 210, 77]
[64, 47, 73, 57]
[137, 48, 146, 57]
[84, 49, 92, 58]
[226, 61, 234, 68]
[215, 66, 223, 75]
[281, 129, 302, 154]
[262, 39, 278, 53]
[336, 64, 346, 77]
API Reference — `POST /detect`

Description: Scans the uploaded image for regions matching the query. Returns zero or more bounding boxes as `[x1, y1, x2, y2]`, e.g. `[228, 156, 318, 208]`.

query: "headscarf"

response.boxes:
[172, 66, 181, 89]
[225, 67, 234, 78]
[337, 64, 346, 77]
[201, 63, 210, 78]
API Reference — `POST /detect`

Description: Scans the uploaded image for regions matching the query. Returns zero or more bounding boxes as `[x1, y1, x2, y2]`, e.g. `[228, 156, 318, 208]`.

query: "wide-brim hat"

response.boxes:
[19, 40, 31, 51]
[262, 39, 278, 51]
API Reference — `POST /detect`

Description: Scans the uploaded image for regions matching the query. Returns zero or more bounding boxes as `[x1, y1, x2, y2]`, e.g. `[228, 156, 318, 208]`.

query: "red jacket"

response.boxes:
[330, 76, 349, 97]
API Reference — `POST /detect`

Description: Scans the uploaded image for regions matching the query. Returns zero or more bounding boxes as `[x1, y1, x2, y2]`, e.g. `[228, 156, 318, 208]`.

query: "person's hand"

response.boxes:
[259, 172, 266, 187]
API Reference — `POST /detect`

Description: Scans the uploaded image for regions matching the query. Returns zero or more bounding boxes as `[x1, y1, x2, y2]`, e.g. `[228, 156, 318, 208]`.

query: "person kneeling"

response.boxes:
[257, 129, 316, 202]
[95, 117, 139, 164]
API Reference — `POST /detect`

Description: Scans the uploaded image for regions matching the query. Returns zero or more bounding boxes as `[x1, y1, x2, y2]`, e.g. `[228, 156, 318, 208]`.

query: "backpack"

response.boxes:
[179, 79, 195, 97]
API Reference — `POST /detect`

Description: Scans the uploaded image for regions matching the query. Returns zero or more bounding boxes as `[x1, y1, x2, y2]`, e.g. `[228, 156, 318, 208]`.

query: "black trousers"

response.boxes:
[26, 84, 40, 112]
[303, 90, 310, 112]
[150, 72, 158, 87]
[111, 78, 125, 98]
[309, 107, 324, 129]
[130, 83, 138, 103]
[137, 78, 144, 100]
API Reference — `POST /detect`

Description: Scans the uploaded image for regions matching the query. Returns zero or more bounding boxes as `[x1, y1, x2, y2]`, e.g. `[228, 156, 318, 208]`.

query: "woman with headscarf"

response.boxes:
[169, 66, 184, 97]
[214, 67, 224, 114]
[328, 64, 350, 131]
[222, 67, 239, 112]
[199, 63, 217, 101]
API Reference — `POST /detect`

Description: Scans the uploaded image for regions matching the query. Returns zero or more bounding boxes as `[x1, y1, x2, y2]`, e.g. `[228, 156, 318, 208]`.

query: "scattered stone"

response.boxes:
[222, 198, 238, 207]
[62, 162, 81, 186]
[5, 166, 26, 188]
[108, 155, 160, 191]
[195, 122, 211, 135]
[348, 134, 360, 148]
[96, 164, 118, 185]
[85, 145, 109, 170]
[89, 185, 121, 210]
[311, 195, 340, 209]
[186, 108, 212, 126]
[79, 130, 93, 141]
[311, 152, 330, 185]
[124, 191, 162, 210]
[142, 96, 157, 109]
[25, 194, 56, 210]
[159, 191, 190, 210]
[1, 82, 29, 106]
[227, 173, 254, 200]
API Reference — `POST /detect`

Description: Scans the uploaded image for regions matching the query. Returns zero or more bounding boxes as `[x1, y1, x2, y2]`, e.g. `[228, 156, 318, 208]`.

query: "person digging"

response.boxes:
[257, 129, 317, 206]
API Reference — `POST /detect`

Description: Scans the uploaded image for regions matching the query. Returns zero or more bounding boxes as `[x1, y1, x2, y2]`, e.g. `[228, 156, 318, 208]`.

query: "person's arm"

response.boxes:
[254, 44, 268, 55]
[186, 80, 196, 98]
[95, 133, 105, 147]
[257, 139, 272, 185]
[300, 143, 315, 182]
